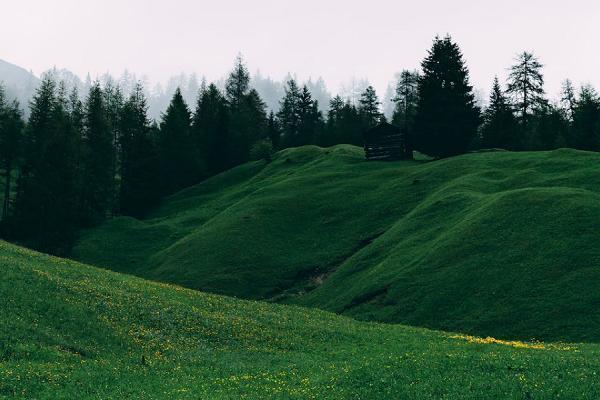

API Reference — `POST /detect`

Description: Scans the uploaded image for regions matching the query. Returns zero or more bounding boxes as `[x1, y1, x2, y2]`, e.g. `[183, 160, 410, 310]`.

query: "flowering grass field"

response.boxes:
[1, 241, 599, 399]
[73, 145, 600, 342]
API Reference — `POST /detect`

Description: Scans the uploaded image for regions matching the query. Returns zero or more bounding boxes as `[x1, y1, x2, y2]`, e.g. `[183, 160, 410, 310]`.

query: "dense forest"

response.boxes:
[1, 35, 600, 254]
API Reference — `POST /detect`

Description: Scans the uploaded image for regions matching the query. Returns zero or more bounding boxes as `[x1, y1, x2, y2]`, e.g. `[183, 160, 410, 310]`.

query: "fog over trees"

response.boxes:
[3, 35, 600, 254]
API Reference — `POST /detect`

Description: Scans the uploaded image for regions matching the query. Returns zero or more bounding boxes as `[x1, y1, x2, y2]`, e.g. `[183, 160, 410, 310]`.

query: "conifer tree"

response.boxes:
[193, 83, 230, 174]
[13, 77, 80, 253]
[414, 35, 480, 157]
[296, 85, 323, 146]
[572, 85, 600, 151]
[119, 84, 160, 216]
[0, 86, 24, 221]
[80, 83, 115, 224]
[506, 52, 546, 127]
[324, 95, 345, 146]
[277, 79, 302, 147]
[103, 81, 124, 210]
[480, 77, 518, 149]
[225, 56, 267, 164]
[325, 96, 363, 146]
[560, 79, 577, 122]
[358, 86, 383, 129]
[159, 88, 199, 195]
[225, 54, 250, 109]
[392, 71, 419, 132]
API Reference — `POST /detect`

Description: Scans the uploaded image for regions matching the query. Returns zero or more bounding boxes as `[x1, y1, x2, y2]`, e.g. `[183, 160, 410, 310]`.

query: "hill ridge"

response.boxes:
[72, 145, 600, 342]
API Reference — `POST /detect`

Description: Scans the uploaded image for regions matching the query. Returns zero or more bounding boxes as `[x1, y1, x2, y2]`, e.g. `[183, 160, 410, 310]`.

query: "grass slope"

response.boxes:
[72, 146, 600, 342]
[2, 240, 600, 399]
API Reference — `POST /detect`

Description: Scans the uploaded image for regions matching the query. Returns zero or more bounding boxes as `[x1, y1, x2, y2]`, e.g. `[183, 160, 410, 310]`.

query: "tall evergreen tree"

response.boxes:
[480, 77, 518, 149]
[560, 79, 577, 122]
[323, 95, 345, 146]
[296, 85, 323, 146]
[414, 36, 480, 157]
[358, 86, 384, 129]
[159, 88, 199, 195]
[119, 84, 160, 216]
[103, 81, 124, 211]
[225, 54, 250, 109]
[531, 103, 570, 150]
[13, 77, 80, 253]
[225, 56, 267, 164]
[572, 85, 600, 151]
[80, 83, 115, 224]
[324, 96, 363, 146]
[0, 86, 24, 221]
[506, 52, 546, 127]
[392, 70, 419, 131]
[277, 79, 302, 147]
[193, 83, 230, 174]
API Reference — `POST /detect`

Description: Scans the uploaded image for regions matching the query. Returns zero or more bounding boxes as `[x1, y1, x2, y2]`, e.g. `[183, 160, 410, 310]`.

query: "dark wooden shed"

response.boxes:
[363, 122, 412, 161]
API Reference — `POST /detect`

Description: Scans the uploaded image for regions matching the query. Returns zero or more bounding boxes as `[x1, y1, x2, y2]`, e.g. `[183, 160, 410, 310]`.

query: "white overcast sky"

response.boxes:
[1, 0, 599, 99]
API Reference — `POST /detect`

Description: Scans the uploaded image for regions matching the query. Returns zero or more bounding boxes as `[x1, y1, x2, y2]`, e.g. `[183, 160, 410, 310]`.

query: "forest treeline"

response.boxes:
[2, 35, 600, 253]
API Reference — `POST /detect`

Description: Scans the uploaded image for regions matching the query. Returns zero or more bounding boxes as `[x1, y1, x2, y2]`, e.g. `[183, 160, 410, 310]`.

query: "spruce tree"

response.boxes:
[572, 85, 600, 151]
[103, 82, 124, 211]
[14, 77, 80, 253]
[358, 86, 383, 129]
[324, 95, 345, 146]
[0, 86, 24, 221]
[225, 54, 250, 108]
[277, 79, 302, 147]
[225, 56, 267, 164]
[159, 88, 199, 195]
[325, 97, 362, 146]
[119, 84, 160, 216]
[296, 85, 323, 146]
[192, 83, 230, 174]
[414, 35, 480, 157]
[480, 77, 518, 149]
[81, 83, 115, 224]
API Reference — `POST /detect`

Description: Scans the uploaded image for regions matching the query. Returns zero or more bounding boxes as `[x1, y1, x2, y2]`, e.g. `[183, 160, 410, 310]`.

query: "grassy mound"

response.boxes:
[1, 240, 599, 399]
[72, 146, 600, 341]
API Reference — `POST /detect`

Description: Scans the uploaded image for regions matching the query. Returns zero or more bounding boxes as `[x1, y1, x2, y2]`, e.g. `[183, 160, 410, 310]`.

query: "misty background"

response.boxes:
[1, 0, 599, 119]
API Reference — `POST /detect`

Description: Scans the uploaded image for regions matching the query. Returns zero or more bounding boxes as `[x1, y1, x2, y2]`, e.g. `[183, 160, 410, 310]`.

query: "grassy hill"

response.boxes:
[72, 145, 600, 342]
[1, 240, 599, 399]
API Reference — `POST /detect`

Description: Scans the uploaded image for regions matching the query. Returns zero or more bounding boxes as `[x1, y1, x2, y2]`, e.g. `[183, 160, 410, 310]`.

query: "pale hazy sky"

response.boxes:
[1, 0, 599, 99]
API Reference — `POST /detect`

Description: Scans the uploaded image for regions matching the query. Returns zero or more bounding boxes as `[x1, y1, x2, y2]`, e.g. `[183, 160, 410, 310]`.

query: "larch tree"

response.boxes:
[506, 52, 546, 127]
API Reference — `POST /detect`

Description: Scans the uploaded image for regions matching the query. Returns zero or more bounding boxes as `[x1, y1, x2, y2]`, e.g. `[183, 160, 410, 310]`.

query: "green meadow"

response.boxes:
[73, 145, 600, 342]
[1, 240, 599, 399]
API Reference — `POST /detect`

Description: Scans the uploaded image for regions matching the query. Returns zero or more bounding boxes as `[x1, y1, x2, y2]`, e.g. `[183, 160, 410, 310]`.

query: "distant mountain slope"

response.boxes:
[0, 59, 39, 108]
[2, 240, 599, 399]
[72, 145, 600, 342]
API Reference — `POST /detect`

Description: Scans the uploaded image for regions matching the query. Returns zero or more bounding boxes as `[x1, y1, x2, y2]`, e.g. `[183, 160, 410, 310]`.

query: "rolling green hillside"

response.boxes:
[72, 146, 600, 342]
[1, 240, 599, 399]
